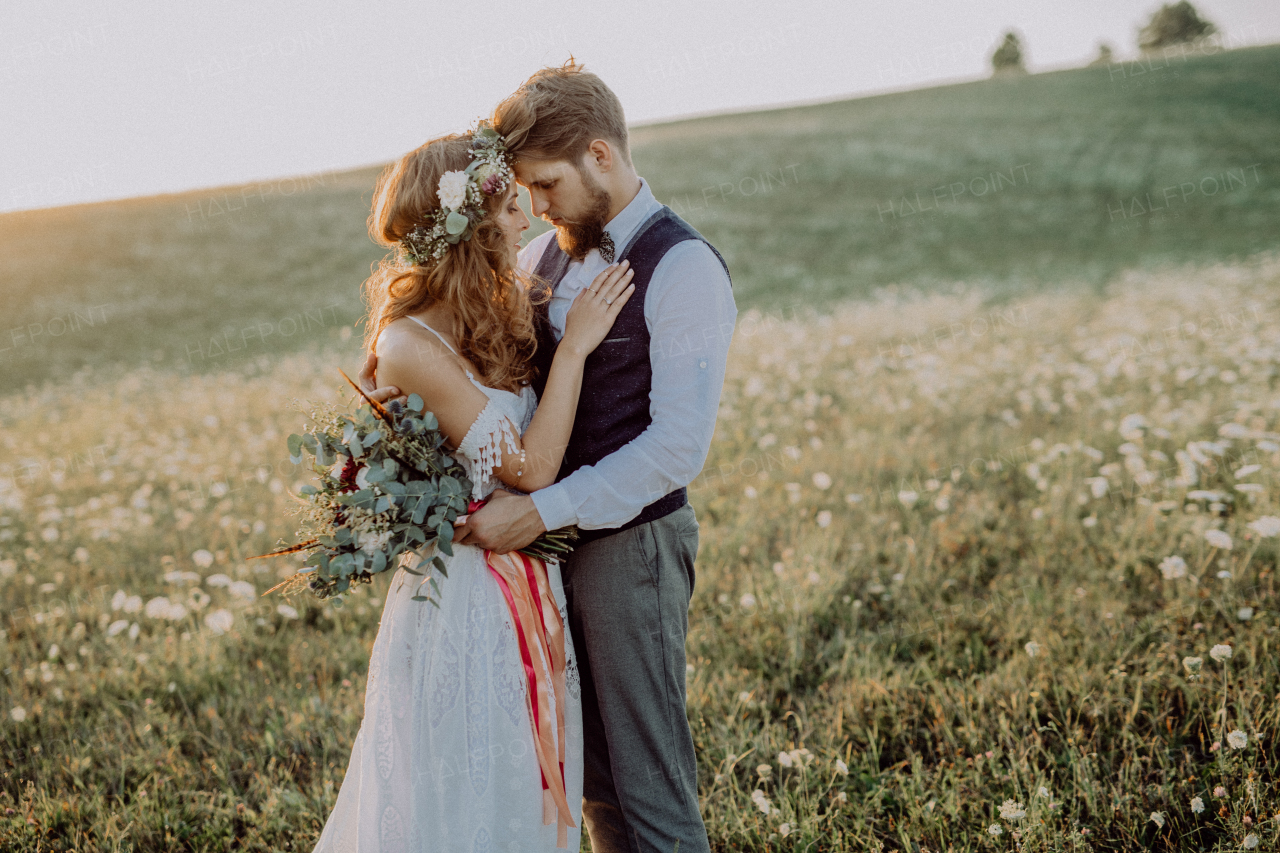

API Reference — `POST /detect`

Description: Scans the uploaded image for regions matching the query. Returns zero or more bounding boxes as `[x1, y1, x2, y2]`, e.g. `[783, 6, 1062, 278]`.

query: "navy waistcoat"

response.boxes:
[529, 206, 731, 541]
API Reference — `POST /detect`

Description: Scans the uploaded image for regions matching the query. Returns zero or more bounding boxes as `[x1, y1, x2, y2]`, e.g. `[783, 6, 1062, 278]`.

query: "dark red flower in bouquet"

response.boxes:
[338, 456, 362, 492]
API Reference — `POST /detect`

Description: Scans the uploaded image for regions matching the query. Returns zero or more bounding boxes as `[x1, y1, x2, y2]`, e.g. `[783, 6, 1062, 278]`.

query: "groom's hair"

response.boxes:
[493, 59, 632, 167]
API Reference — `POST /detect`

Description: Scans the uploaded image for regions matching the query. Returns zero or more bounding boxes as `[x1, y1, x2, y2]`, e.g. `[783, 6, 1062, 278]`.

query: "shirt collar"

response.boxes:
[603, 177, 660, 257]
[559, 177, 660, 286]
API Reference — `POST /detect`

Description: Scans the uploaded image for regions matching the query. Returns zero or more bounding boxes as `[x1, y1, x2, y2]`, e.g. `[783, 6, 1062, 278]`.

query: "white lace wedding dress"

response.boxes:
[312, 320, 583, 852]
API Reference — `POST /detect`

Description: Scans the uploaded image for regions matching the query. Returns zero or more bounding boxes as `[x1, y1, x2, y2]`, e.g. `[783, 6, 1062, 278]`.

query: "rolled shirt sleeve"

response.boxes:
[529, 240, 737, 530]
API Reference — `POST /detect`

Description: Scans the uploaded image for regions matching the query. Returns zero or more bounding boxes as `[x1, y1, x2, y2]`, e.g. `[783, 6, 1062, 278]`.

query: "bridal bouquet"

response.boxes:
[257, 372, 577, 605]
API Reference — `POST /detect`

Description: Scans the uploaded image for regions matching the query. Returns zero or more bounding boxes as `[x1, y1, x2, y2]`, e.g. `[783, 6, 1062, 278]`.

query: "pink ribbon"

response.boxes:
[485, 549, 574, 848]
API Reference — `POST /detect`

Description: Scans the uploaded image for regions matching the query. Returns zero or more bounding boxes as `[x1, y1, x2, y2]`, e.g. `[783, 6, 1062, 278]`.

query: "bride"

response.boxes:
[311, 125, 635, 851]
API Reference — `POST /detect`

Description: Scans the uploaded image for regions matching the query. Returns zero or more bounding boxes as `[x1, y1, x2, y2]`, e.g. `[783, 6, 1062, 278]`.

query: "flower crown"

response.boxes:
[399, 124, 515, 267]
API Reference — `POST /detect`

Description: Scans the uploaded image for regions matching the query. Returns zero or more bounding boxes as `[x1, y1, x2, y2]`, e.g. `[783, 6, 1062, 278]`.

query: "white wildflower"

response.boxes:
[1025, 641, 1041, 658]
[10, 707, 26, 722]
[778, 823, 792, 837]
[777, 751, 793, 768]
[816, 510, 833, 528]
[277, 604, 299, 620]
[1191, 796, 1204, 814]
[1119, 413, 1147, 440]
[1247, 516, 1280, 538]
[1183, 656, 1203, 675]
[898, 490, 918, 508]
[750, 788, 772, 815]
[835, 758, 849, 776]
[1210, 644, 1233, 662]
[1159, 555, 1187, 579]
[192, 549, 215, 568]
[1204, 529, 1233, 550]
[1150, 811, 1165, 828]
[204, 609, 234, 635]
[999, 800, 1026, 820]
[1228, 730, 1248, 749]
[988, 824, 1003, 836]
[756, 764, 772, 780]
[228, 581, 256, 600]
[106, 619, 129, 637]
[812, 472, 832, 490]
[144, 596, 172, 619]
[205, 573, 232, 587]
[1243, 833, 1259, 849]
[740, 593, 757, 609]
[437, 170, 469, 210]
[1238, 607, 1253, 621]
[1038, 786, 1050, 798]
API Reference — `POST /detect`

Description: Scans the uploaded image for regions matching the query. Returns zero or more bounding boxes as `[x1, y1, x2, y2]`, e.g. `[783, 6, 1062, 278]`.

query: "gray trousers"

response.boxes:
[560, 502, 710, 853]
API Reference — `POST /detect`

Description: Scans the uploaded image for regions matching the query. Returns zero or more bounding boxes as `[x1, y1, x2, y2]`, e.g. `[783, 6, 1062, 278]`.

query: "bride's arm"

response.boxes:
[374, 261, 634, 492]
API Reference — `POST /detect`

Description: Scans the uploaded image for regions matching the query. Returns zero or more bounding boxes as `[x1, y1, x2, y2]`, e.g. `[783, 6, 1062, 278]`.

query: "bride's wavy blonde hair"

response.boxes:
[362, 133, 543, 393]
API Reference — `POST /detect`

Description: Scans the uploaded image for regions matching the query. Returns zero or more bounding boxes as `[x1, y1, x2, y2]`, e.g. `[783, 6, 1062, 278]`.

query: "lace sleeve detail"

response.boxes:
[457, 401, 522, 500]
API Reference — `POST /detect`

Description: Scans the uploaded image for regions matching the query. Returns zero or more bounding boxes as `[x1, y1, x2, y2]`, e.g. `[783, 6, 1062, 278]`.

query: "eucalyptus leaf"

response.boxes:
[445, 210, 469, 236]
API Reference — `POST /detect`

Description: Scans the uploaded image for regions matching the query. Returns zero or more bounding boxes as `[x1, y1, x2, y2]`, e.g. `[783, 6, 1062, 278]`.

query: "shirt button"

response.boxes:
[699, 360, 708, 369]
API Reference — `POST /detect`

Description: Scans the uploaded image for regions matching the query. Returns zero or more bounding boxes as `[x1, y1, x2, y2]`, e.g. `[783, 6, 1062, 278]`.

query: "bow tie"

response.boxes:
[598, 232, 616, 263]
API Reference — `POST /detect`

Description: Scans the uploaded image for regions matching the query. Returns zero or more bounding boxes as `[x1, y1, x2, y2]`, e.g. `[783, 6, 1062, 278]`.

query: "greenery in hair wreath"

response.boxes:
[400, 125, 515, 267]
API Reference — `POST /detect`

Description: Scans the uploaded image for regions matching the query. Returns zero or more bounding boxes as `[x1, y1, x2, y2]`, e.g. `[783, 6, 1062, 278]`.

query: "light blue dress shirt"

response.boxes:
[518, 178, 737, 531]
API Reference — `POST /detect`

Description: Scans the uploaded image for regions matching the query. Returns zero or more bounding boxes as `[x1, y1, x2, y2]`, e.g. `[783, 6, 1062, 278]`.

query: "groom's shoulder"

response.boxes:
[649, 216, 731, 285]
[517, 230, 557, 274]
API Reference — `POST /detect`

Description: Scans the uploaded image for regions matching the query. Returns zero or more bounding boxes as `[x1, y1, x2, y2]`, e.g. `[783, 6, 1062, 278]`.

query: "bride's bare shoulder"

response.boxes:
[374, 319, 468, 393]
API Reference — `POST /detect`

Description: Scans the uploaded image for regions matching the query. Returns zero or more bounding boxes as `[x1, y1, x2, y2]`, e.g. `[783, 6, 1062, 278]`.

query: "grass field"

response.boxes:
[1, 43, 1278, 394]
[4, 37, 1280, 852]
[3, 253, 1280, 850]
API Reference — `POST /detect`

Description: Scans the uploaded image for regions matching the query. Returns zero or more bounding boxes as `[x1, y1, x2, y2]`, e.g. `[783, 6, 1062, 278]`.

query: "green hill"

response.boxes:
[2, 43, 1277, 393]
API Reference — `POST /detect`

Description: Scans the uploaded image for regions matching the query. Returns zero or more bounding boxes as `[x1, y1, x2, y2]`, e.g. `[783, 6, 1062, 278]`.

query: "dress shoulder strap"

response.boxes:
[405, 315, 458, 356]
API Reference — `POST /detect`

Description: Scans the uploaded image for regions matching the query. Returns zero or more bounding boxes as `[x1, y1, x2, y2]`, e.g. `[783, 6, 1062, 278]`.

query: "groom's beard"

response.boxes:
[555, 175, 611, 262]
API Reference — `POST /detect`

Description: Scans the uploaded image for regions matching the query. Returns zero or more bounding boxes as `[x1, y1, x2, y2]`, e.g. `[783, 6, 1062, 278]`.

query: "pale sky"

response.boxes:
[2, 0, 1277, 213]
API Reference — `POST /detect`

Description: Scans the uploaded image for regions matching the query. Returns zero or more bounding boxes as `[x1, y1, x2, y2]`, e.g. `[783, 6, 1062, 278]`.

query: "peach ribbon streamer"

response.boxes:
[485, 549, 575, 848]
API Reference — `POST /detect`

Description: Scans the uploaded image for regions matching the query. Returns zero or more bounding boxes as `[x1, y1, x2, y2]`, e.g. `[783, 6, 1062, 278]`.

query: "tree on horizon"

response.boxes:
[1089, 42, 1115, 67]
[991, 31, 1027, 76]
[1138, 1, 1217, 52]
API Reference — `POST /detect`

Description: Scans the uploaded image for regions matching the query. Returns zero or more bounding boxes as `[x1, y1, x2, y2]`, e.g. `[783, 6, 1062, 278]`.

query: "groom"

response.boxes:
[367, 61, 735, 853]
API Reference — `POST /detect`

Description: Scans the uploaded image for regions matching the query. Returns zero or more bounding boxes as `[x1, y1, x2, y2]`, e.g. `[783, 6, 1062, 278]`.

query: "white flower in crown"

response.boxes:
[437, 171, 470, 211]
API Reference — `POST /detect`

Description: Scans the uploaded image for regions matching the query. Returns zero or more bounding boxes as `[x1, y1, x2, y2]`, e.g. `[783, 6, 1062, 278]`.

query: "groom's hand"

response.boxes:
[359, 351, 402, 405]
[453, 491, 546, 554]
